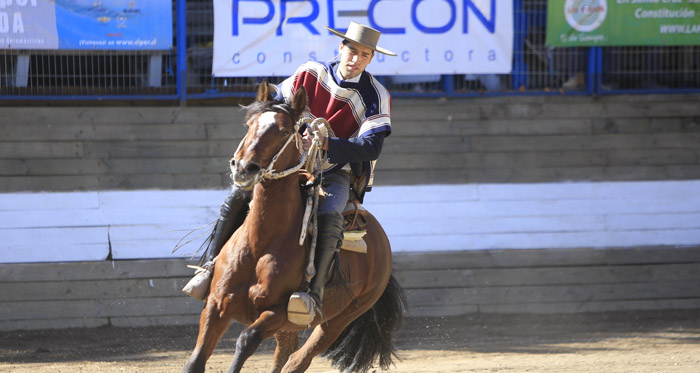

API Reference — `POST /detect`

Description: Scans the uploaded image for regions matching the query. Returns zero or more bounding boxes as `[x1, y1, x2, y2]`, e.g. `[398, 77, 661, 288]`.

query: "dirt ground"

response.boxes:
[1, 310, 699, 373]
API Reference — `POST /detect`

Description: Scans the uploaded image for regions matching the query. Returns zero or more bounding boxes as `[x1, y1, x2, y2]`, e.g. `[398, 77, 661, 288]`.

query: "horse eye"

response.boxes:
[280, 130, 289, 137]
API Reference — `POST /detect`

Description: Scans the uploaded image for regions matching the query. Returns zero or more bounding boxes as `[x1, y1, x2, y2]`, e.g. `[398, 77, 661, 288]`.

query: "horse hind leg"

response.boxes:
[283, 276, 406, 373]
[272, 331, 299, 373]
[280, 314, 357, 373]
[183, 294, 237, 373]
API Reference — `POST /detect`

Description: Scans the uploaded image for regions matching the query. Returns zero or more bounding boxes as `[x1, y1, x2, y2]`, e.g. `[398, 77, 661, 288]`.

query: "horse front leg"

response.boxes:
[272, 330, 299, 373]
[183, 294, 237, 373]
[227, 307, 288, 373]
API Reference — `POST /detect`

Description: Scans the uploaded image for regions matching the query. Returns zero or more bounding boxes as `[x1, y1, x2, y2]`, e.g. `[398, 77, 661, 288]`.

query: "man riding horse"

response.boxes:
[183, 22, 396, 326]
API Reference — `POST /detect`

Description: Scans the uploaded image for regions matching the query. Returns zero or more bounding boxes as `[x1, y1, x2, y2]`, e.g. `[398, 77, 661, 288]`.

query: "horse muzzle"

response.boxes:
[231, 159, 262, 190]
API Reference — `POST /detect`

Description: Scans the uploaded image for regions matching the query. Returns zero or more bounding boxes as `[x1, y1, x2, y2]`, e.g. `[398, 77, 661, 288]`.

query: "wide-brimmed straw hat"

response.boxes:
[325, 22, 397, 56]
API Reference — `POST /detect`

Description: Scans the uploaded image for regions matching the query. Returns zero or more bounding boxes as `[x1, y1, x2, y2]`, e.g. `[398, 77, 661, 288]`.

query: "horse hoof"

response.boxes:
[287, 292, 316, 326]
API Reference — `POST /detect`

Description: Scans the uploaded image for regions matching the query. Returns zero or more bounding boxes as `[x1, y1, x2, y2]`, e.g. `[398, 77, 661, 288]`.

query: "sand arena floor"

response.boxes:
[2, 310, 699, 372]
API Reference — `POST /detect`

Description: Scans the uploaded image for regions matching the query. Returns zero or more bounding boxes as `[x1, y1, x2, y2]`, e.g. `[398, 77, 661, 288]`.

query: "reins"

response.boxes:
[296, 117, 331, 286]
[231, 110, 332, 286]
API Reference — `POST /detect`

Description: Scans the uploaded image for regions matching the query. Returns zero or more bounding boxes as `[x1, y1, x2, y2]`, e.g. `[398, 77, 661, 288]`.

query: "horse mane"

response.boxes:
[243, 98, 303, 125]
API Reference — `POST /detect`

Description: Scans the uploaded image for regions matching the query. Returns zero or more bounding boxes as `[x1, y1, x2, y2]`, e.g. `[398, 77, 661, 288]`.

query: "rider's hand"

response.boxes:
[301, 129, 313, 152]
[301, 129, 328, 152]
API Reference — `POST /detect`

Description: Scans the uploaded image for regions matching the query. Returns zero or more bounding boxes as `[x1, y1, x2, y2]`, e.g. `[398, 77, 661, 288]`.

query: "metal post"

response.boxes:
[587, 47, 601, 95]
[512, 0, 526, 90]
[176, 0, 187, 105]
[443, 75, 454, 96]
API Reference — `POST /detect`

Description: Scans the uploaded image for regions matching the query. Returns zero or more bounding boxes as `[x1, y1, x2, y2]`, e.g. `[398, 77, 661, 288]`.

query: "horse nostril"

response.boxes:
[231, 159, 242, 173]
[245, 162, 261, 175]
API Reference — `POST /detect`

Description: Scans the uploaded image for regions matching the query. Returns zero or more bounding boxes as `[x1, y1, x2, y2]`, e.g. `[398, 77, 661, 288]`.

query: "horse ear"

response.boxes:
[291, 86, 307, 115]
[256, 80, 270, 102]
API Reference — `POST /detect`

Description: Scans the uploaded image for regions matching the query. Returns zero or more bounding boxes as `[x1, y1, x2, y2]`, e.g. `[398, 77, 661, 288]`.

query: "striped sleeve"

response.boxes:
[358, 75, 392, 137]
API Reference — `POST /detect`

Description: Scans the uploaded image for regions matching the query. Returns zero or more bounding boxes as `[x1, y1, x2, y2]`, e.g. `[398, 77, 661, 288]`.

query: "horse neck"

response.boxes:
[245, 174, 302, 247]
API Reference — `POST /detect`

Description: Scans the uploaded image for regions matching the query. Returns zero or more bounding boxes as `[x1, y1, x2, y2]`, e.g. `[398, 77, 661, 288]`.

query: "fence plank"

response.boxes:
[2, 297, 201, 321]
[1, 278, 189, 302]
[99, 189, 226, 207]
[394, 263, 700, 289]
[83, 140, 214, 158]
[0, 227, 109, 263]
[387, 229, 700, 252]
[412, 298, 700, 317]
[0, 210, 103, 229]
[0, 243, 109, 264]
[405, 281, 700, 307]
[0, 174, 227, 192]
[381, 214, 607, 235]
[379, 151, 609, 170]
[391, 247, 700, 271]
[0, 317, 109, 331]
[0, 191, 100, 211]
[105, 158, 225, 174]
[478, 298, 700, 315]
[395, 119, 593, 137]
[370, 196, 700, 220]
[372, 166, 696, 185]
[0, 259, 194, 282]
[0, 141, 84, 159]
[111, 239, 203, 260]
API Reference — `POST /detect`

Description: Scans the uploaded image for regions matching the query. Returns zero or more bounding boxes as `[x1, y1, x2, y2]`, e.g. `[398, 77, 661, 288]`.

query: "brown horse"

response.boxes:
[183, 81, 407, 373]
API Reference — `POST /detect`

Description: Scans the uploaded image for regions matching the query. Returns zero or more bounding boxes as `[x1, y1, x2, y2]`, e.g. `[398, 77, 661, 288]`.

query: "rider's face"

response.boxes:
[337, 41, 374, 80]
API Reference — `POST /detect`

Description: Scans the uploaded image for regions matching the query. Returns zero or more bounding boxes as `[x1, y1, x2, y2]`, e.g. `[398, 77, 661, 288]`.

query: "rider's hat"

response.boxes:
[325, 22, 397, 56]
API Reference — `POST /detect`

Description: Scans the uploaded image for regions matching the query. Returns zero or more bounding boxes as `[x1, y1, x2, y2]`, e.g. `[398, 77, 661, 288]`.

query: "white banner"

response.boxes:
[212, 0, 513, 77]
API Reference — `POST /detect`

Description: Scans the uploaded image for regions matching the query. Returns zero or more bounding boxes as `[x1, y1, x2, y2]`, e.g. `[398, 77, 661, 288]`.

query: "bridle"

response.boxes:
[231, 106, 329, 188]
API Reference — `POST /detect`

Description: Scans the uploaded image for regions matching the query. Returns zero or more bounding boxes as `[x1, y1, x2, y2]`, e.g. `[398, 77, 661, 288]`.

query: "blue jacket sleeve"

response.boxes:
[326, 131, 386, 165]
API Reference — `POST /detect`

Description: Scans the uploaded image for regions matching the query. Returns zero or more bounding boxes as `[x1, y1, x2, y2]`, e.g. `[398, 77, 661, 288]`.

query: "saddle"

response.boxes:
[298, 172, 369, 254]
[340, 199, 369, 254]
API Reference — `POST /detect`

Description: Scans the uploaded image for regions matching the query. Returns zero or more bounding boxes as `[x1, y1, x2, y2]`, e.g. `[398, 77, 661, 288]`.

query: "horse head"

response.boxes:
[231, 81, 307, 190]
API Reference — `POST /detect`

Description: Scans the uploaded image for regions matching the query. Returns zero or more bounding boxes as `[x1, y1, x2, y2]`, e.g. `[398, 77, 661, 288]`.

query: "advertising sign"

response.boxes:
[212, 0, 514, 77]
[547, 0, 700, 47]
[0, 0, 172, 50]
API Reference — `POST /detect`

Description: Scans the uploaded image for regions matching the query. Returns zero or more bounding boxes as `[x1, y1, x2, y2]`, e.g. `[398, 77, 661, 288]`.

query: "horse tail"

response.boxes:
[322, 274, 408, 373]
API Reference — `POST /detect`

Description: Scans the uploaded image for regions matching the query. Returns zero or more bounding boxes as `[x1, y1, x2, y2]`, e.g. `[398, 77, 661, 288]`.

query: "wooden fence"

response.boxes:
[1, 94, 700, 331]
[2, 246, 700, 331]
[1, 94, 699, 192]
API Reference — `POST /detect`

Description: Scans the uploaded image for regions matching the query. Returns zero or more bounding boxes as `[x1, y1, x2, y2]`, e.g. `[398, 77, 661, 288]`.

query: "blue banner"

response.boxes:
[0, 0, 172, 50]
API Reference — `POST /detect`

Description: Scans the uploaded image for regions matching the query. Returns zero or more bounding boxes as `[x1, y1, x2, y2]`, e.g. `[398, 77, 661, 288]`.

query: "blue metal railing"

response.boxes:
[177, 0, 188, 105]
[0, 0, 698, 102]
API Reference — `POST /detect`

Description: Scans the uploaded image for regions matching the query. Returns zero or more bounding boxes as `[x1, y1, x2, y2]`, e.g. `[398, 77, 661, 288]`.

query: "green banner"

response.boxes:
[547, 0, 700, 47]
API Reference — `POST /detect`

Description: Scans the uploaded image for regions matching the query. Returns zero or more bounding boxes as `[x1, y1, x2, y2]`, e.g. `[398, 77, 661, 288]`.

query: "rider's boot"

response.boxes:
[288, 212, 344, 326]
[182, 189, 250, 301]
